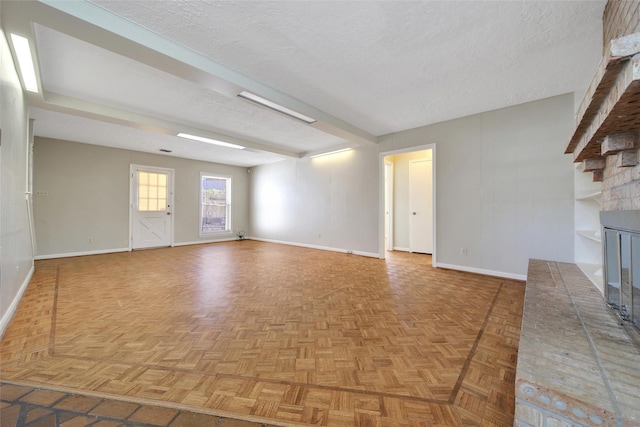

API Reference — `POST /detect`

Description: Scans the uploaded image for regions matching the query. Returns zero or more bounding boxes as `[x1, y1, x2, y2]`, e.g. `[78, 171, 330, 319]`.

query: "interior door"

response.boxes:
[131, 165, 173, 249]
[409, 159, 433, 254]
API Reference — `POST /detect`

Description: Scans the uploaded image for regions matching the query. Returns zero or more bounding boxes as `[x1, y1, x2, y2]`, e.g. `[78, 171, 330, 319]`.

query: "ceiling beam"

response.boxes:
[9, 0, 377, 148]
[33, 91, 302, 159]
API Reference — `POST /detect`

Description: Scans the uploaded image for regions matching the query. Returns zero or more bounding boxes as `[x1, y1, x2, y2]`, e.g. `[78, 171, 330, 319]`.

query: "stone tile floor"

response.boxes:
[0, 382, 278, 427]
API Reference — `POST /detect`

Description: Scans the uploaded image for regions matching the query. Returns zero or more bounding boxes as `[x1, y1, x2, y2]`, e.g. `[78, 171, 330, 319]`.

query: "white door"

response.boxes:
[130, 165, 173, 249]
[409, 159, 433, 254]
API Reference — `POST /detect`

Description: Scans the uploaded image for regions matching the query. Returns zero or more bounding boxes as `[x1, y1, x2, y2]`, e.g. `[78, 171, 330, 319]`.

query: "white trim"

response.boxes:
[0, 265, 35, 339]
[384, 161, 394, 252]
[436, 262, 526, 281]
[34, 247, 129, 260]
[352, 249, 380, 258]
[249, 237, 379, 258]
[173, 237, 238, 246]
[33, 239, 242, 258]
[27, 119, 37, 255]
[392, 247, 410, 252]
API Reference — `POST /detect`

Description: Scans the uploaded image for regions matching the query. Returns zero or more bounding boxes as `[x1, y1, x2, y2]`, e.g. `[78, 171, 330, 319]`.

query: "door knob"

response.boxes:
[167, 212, 171, 215]
[413, 212, 417, 215]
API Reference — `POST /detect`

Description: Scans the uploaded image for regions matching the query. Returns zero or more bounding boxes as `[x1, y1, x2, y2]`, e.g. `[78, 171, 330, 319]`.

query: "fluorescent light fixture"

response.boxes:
[10, 34, 38, 93]
[310, 148, 352, 158]
[238, 91, 316, 124]
[177, 133, 245, 150]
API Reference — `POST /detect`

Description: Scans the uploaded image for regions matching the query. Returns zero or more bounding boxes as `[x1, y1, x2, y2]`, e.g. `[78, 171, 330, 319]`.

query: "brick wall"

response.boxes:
[601, 1, 640, 210]
[601, 145, 640, 210]
[603, 0, 640, 55]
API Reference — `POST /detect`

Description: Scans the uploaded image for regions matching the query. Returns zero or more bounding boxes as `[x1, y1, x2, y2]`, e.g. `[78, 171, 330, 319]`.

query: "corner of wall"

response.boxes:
[0, 265, 34, 339]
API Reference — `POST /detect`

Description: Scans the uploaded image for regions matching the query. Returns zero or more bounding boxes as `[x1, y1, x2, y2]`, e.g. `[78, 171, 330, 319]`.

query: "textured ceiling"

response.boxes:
[90, 0, 606, 135]
[3, 0, 606, 167]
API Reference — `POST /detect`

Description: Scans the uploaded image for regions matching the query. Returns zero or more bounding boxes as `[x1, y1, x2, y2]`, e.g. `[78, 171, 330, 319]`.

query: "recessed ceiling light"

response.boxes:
[177, 133, 245, 150]
[310, 148, 352, 158]
[238, 91, 316, 124]
[10, 33, 38, 93]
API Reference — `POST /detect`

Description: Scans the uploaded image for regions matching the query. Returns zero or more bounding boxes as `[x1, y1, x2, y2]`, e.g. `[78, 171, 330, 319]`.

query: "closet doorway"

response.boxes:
[379, 144, 436, 263]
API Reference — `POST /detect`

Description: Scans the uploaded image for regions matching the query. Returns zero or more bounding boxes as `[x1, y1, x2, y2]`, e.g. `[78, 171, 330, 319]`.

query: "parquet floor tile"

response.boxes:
[1, 241, 525, 426]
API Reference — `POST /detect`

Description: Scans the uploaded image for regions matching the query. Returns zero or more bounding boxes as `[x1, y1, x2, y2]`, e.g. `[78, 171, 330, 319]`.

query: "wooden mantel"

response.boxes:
[566, 32, 640, 167]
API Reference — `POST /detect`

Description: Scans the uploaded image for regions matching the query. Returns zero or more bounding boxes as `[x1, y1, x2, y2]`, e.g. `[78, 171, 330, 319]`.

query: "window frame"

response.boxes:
[199, 172, 232, 236]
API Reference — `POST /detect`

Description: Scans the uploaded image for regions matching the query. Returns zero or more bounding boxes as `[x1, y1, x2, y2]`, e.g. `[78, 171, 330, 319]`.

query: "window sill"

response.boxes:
[199, 231, 234, 238]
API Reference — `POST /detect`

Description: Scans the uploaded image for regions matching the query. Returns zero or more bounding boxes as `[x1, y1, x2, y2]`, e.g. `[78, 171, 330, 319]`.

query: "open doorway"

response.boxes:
[379, 144, 436, 264]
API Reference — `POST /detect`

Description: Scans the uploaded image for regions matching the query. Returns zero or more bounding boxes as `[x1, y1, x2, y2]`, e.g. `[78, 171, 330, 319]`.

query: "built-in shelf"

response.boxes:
[576, 229, 602, 243]
[576, 191, 603, 204]
[573, 172, 602, 289]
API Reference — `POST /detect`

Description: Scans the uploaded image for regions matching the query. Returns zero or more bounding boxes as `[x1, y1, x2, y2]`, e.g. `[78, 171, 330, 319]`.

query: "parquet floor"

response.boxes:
[1, 241, 525, 426]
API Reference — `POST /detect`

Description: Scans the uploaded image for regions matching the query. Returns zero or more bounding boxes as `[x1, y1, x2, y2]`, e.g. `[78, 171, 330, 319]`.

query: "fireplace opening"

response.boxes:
[601, 210, 640, 332]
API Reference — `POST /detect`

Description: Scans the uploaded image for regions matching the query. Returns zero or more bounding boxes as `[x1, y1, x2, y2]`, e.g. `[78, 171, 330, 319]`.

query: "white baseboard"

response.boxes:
[249, 237, 379, 258]
[393, 247, 410, 252]
[34, 239, 244, 259]
[435, 262, 526, 281]
[173, 237, 239, 247]
[34, 247, 129, 260]
[0, 264, 35, 339]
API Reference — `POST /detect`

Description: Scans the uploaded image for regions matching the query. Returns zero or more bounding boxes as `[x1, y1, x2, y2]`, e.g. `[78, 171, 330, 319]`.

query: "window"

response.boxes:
[138, 171, 168, 211]
[200, 173, 231, 234]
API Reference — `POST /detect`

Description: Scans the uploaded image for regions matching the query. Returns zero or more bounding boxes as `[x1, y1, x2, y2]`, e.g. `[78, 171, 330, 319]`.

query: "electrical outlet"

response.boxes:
[88, 238, 93, 244]
[461, 247, 468, 256]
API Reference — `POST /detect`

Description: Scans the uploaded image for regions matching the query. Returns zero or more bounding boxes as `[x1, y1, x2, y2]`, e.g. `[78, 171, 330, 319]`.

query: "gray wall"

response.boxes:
[1, 27, 35, 334]
[380, 93, 576, 277]
[33, 138, 250, 257]
[250, 146, 379, 256]
[251, 94, 575, 278]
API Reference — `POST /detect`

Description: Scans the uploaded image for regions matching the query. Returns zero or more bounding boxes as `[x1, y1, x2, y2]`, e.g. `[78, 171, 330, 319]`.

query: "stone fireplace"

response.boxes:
[514, 3, 640, 427]
[565, 2, 640, 300]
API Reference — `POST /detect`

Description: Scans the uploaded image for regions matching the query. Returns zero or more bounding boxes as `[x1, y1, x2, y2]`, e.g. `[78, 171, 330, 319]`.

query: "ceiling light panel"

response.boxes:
[177, 133, 245, 150]
[10, 33, 39, 92]
[238, 91, 315, 124]
[310, 148, 352, 158]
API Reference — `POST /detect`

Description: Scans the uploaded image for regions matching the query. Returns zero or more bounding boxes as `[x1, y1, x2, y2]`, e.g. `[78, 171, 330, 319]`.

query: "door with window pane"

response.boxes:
[131, 165, 173, 249]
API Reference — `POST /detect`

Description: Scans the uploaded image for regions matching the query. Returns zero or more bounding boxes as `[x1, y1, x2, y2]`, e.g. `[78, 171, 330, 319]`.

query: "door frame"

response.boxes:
[384, 161, 394, 251]
[378, 143, 436, 264]
[129, 164, 175, 250]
